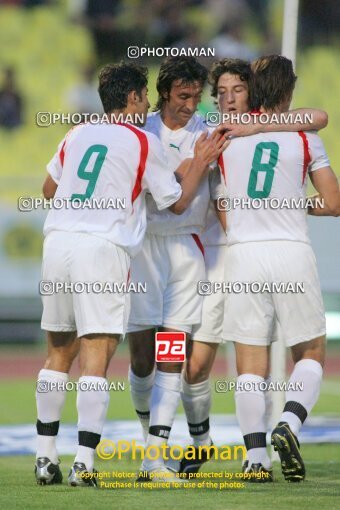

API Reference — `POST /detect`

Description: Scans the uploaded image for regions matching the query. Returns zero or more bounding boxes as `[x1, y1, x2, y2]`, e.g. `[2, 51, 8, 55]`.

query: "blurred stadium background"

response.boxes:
[0, 0, 339, 465]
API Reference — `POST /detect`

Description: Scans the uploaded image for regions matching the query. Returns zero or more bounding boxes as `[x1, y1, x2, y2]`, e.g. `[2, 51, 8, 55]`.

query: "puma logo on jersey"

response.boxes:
[169, 143, 180, 152]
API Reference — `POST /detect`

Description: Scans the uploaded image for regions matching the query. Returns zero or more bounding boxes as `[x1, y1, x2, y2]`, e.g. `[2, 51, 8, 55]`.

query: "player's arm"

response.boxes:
[218, 108, 328, 138]
[42, 175, 58, 199]
[42, 136, 66, 198]
[209, 165, 227, 231]
[144, 130, 227, 215]
[169, 130, 228, 214]
[174, 158, 191, 182]
[214, 199, 227, 231]
[308, 168, 340, 216]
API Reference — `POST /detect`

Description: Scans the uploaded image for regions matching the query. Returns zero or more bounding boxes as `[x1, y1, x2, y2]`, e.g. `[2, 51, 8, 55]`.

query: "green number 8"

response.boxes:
[71, 144, 108, 201]
[247, 142, 279, 198]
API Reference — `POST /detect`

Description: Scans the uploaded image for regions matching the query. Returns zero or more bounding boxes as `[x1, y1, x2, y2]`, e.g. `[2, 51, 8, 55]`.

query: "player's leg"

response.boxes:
[127, 327, 156, 442]
[127, 234, 164, 442]
[67, 234, 130, 487]
[179, 243, 225, 474]
[183, 339, 218, 444]
[270, 241, 326, 482]
[234, 343, 272, 479]
[223, 242, 274, 482]
[177, 340, 218, 475]
[140, 326, 186, 479]
[35, 331, 79, 485]
[271, 335, 325, 482]
[68, 334, 119, 486]
[35, 231, 79, 485]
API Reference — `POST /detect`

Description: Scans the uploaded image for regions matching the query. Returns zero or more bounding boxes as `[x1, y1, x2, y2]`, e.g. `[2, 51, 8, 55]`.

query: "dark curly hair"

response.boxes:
[98, 62, 148, 113]
[208, 58, 251, 99]
[154, 56, 208, 111]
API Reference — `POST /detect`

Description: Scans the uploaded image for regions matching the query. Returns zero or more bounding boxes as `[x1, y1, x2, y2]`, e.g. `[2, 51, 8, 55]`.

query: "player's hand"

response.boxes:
[194, 130, 230, 166]
[216, 117, 261, 138]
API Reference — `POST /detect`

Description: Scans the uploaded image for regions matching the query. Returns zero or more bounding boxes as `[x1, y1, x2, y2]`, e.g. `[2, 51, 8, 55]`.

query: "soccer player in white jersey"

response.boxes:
[177, 58, 329, 476]
[219, 55, 340, 482]
[126, 56, 328, 479]
[127, 56, 215, 480]
[34, 61, 226, 487]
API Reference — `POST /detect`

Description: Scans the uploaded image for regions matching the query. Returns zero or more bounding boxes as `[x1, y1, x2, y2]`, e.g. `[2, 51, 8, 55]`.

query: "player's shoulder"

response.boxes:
[186, 113, 207, 133]
[143, 111, 161, 134]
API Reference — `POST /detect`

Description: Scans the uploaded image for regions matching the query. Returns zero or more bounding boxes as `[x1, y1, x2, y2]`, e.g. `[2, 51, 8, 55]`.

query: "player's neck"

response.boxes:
[108, 108, 136, 124]
[259, 106, 287, 115]
[160, 108, 189, 131]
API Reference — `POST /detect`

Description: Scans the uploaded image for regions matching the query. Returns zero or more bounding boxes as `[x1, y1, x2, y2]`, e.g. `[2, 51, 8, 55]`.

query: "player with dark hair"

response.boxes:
[126, 55, 328, 480]
[218, 54, 340, 482]
[154, 56, 208, 112]
[127, 56, 216, 481]
[176, 56, 329, 477]
[34, 61, 226, 487]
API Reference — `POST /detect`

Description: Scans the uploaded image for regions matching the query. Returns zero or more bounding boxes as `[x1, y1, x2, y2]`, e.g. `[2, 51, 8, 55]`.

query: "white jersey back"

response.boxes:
[43, 123, 182, 256]
[143, 112, 211, 236]
[220, 130, 329, 245]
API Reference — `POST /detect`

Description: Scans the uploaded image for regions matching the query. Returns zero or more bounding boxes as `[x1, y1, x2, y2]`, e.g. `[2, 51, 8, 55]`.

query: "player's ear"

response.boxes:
[127, 90, 138, 106]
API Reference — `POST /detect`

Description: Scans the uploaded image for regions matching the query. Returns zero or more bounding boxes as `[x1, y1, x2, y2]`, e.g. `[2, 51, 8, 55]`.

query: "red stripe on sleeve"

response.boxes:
[218, 153, 226, 184]
[117, 123, 149, 204]
[298, 131, 311, 184]
[191, 233, 205, 258]
[59, 140, 67, 167]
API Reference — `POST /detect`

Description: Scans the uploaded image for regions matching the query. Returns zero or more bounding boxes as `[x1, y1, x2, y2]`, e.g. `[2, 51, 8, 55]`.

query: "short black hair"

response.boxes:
[98, 62, 148, 113]
[209, 58, 251, 98]
[251, 55, 297, 110]
[155, 56, 208, 111]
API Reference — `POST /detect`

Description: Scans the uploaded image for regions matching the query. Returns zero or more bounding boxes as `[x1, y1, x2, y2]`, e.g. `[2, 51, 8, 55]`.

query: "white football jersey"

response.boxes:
[219, 130, 330, 245]
[200, 165, 227, 246]
[43, 123, 182, 257]
[143, 112, 212, 235]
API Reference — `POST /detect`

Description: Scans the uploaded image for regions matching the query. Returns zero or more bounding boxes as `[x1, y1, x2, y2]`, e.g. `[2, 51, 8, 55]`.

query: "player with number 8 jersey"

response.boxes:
[219, 55, 340, 482]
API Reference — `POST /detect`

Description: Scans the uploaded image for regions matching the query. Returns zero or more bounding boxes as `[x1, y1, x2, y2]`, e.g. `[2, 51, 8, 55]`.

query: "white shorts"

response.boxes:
[223, 241, 326, 347]
[41, 231, 130, 337]
[128, 233, 205, 333]
[191, 244, 227, 343]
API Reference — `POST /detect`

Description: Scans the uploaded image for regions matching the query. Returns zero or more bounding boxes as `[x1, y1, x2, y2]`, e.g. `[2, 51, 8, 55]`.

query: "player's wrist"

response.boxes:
[192, 154, 210, 172]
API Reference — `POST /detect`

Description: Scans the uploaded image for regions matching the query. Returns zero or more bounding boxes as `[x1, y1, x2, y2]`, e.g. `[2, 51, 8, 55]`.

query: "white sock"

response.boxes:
[281, 359, 323, 436]
[36, 369, 68, 463]
[264, 376, 273, 430]
[181, 375, 212, 446]
[128, 366, 155, 442]
[235, 373, 271, 470]
[75, 376, 109, 472]
[144, 370, 181, 471]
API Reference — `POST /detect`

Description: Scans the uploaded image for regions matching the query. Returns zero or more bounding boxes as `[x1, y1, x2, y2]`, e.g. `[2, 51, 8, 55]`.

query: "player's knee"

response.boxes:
[291, 336, 326, 366]
[157, 362, 182, 373]
[185, 362, 210, 384]
[131, 357, 155, 378]
[44, 352, 74, 373]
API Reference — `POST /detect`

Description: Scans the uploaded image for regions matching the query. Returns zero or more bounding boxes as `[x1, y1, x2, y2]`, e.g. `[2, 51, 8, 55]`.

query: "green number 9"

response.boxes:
[71, 144, 108, 201]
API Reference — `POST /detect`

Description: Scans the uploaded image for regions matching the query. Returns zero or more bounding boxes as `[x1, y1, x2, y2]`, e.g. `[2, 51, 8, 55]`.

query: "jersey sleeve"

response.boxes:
[209, 166, 225, 200]
[142, 133, 182, 210]
[46, 137, 66, 184]
[307, 132, 330, 173]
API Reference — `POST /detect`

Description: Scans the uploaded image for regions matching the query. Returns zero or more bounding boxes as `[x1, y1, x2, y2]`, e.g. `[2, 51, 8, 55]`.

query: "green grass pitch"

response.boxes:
[1, 377, 340, 508]
[0, 446, 339, 510]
